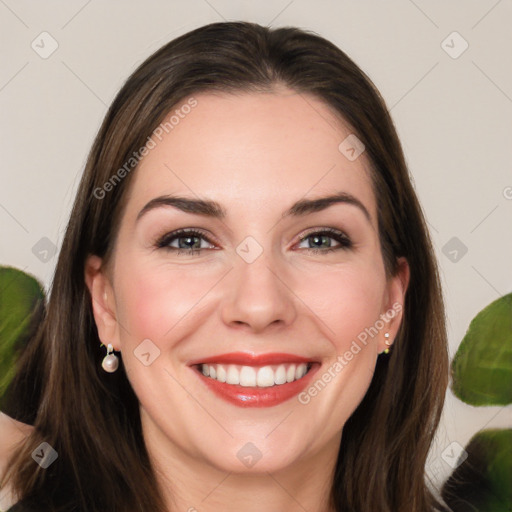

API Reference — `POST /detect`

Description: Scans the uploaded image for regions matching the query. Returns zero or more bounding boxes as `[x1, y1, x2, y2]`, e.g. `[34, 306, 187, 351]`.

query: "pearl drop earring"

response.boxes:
[101, 343, 119, 373]
[383, 332, 392, 354]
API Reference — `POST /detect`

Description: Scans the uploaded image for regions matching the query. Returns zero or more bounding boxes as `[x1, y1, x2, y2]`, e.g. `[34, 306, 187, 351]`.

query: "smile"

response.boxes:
[189, 352, 320, 408]
[200, 362, 311, 387]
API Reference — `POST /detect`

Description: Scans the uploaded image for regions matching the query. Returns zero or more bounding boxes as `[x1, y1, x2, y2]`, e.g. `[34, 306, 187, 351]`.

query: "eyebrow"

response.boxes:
[136, 191, 372, 223]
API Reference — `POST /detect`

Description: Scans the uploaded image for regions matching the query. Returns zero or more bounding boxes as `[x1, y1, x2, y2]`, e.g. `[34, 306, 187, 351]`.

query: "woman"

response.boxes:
[1, 21, 449, 512]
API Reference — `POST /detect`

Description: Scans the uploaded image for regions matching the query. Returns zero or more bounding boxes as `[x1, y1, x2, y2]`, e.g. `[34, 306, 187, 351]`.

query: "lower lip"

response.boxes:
[193, 364, 320, 408]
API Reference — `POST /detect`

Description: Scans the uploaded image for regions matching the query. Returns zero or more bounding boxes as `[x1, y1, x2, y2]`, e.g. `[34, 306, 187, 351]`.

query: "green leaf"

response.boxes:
[451, 293, 512, 406]
[442, 429, 512, 512]
[0, 266, 45, 400]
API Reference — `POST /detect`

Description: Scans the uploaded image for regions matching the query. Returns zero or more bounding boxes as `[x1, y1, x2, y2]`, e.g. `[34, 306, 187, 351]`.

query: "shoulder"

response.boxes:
[0, 412, 34, 512]
[4, 503, 51, 512]
[0, 411, 33, 458]
[4, 504, 36, 512]
[2, 496, 39, 511]
[0, 411, 33, 476]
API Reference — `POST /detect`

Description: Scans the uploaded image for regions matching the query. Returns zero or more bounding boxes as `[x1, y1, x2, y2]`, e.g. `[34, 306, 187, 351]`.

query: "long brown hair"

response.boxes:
[2, 21, 449, 511]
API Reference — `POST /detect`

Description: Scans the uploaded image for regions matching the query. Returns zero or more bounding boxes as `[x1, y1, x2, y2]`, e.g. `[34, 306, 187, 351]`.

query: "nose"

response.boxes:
[220, 251, 297, 333]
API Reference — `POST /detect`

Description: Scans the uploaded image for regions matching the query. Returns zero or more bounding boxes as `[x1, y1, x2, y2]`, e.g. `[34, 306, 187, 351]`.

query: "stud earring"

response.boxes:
[383, 332, 392, 354]
[101, 343, 119, 373]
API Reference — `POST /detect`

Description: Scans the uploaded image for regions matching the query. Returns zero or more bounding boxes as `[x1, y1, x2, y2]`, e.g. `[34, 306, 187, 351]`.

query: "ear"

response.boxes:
[378, 257, 410, 354]
[84, 255, 121, 351]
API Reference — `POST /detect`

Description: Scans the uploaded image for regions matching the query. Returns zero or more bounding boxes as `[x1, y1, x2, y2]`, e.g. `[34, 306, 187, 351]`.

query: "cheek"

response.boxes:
[292, 262, 386, 436]
[299, 262, 386, 352]
[113, 255, 218, 345]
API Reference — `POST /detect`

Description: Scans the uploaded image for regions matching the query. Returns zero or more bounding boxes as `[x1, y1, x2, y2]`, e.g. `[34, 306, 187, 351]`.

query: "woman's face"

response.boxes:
[87, 88, 408, 475]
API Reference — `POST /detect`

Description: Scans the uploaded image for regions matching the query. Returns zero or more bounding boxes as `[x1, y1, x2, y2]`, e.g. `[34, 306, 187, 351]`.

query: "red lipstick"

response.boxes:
[189, 352, 320, 408]
[189, 352, 313, 366]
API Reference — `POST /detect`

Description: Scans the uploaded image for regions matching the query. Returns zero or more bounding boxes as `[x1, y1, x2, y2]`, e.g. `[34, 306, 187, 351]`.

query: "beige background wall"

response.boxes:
[1, 0, 511, 493]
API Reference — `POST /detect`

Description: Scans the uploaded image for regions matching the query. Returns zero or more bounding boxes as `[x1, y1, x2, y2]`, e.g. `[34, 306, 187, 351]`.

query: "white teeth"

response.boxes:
[199, 362, 311, 387]
[256, 366, 275, 387]
[239, 366, 256, 387]
[296, 363, 307, 379]
[275, 364, 287, 385]
[226, 365, 240, 385]
[216, 364, 227, 383]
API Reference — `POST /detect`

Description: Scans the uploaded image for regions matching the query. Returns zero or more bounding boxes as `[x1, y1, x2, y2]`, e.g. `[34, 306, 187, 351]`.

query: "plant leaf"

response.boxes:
[442, 429, 512, 511]
[451, 293, 512, 406]
[0, 266, 45, 400]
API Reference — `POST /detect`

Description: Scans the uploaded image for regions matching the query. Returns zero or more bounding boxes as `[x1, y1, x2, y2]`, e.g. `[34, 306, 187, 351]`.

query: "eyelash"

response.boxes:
[155, 227, 352, 256]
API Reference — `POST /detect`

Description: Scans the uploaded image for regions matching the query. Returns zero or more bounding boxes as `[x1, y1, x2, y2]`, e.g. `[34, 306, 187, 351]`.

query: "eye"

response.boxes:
[296, 228, 352, 254]
[154, 227, 352, 256]
[155, 228, 216, 256]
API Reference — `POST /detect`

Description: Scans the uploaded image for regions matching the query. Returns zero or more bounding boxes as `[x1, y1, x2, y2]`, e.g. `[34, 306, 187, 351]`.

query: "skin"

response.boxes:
[0, 412, 33, 509]
[86, 88, 409, 512]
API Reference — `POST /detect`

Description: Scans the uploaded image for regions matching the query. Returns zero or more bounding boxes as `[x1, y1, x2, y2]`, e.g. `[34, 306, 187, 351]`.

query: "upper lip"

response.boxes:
[188, 352, 317, 366]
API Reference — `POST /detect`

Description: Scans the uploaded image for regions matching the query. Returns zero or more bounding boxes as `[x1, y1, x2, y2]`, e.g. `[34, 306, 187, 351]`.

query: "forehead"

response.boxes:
[126, 89, 377, 224]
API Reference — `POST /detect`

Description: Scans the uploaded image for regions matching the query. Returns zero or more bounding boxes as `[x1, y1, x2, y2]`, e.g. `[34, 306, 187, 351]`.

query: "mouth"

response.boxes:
[189, 352, 320, 408]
